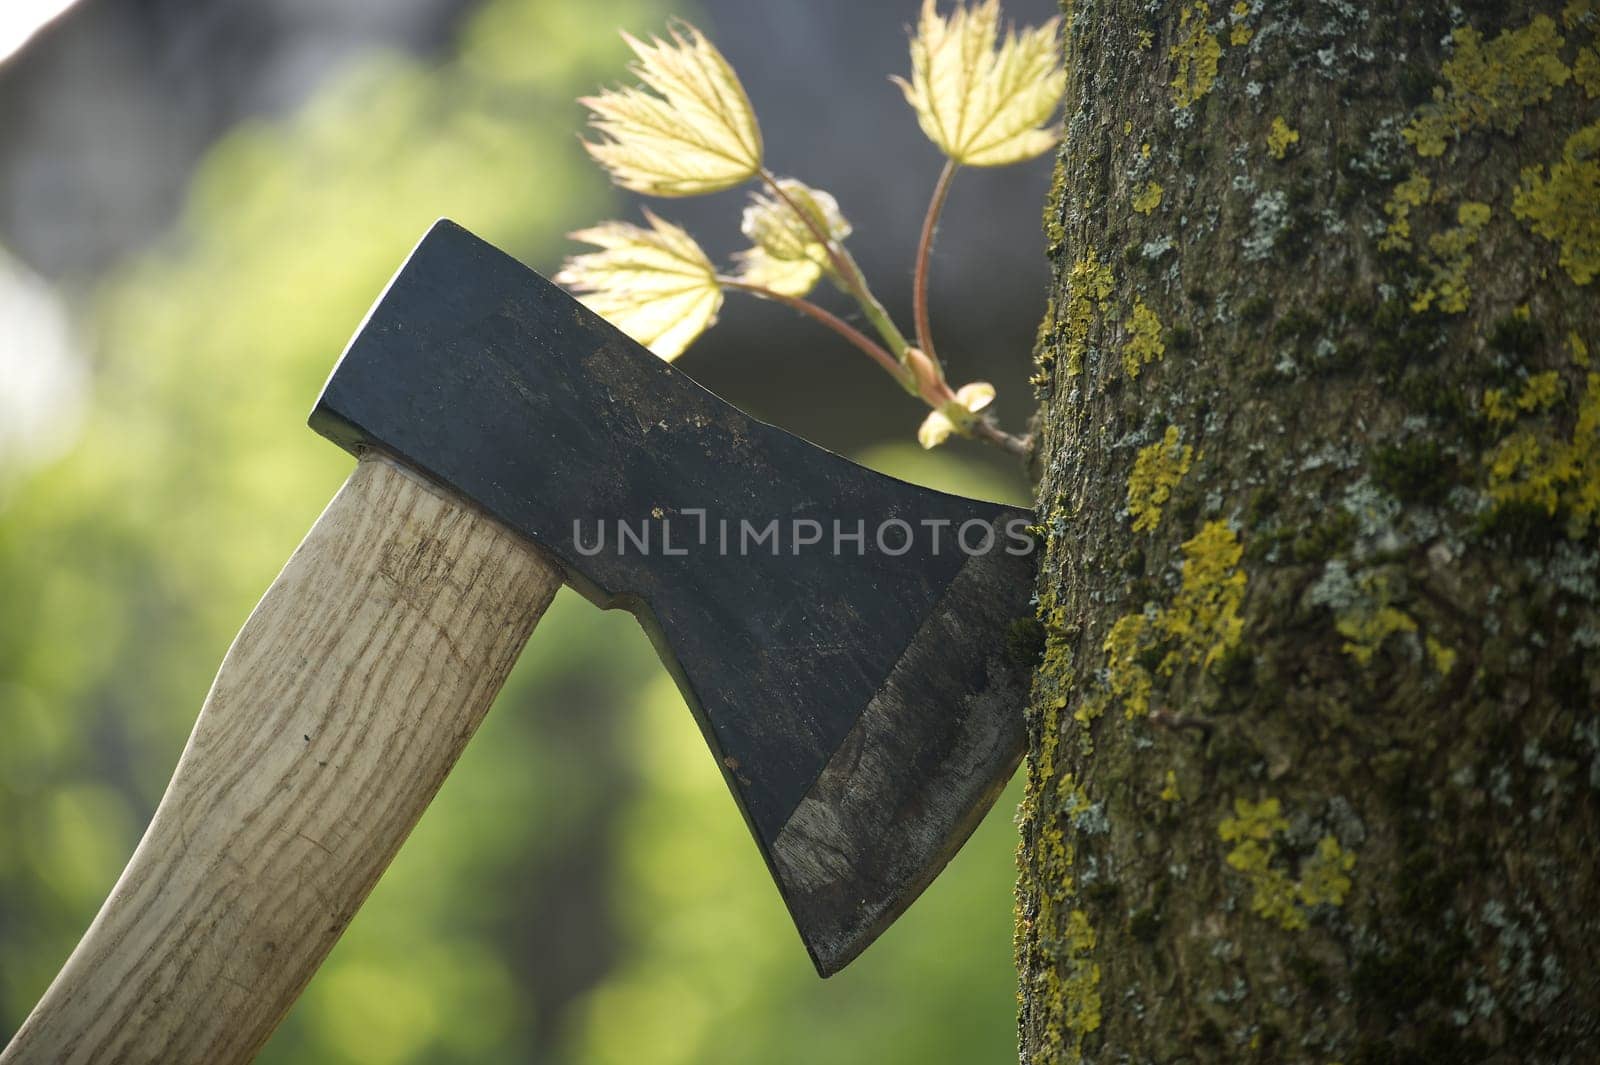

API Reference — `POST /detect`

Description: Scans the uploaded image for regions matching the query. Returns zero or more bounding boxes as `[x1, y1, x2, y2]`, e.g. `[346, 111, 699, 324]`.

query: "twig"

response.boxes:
[721, 279, 1032, 459]
[969, 418, 1032, 459]
[735, 172, 1032, 460]
[758, 170, 855, 297]
[719, 277, 910, 386]
[913, 159, 958, 364]
[758, 169, 911, 360]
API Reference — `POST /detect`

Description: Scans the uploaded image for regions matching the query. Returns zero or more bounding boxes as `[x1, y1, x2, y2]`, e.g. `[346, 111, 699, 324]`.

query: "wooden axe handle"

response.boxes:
[1, 454, 562, 1064]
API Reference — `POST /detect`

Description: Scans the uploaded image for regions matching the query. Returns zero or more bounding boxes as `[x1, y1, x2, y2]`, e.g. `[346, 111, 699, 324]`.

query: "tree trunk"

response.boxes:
[1015, 3, 1600, 1063]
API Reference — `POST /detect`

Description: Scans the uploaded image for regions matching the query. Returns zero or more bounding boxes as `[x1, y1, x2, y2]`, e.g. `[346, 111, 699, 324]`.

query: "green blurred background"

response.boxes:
[0, 0, 1056, 1059]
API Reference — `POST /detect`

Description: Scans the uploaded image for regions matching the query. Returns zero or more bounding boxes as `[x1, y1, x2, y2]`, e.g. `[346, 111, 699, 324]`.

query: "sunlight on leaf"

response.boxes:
[556, 209, 723, 360]
[735, 178, 851, 297]
[893, 0, 1066, 167]
[731, 248, 821, 297]
[741, 179, 851, 262]
[581, 20, 763, 196]
[956, 381, 996, 411]
[917, 410, 956, 449]
[917, 381, 996, 448]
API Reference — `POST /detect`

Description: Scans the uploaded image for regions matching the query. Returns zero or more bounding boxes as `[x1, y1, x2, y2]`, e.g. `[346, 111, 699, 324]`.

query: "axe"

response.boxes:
[1, 221, 1037, 1064]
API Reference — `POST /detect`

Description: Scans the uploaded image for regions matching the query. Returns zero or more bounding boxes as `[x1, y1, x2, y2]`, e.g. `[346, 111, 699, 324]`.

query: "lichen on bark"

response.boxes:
[1016, 3, 1600, 1063]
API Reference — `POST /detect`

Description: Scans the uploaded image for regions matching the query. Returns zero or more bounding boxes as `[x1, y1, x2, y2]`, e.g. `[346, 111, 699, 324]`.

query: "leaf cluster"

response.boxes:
[558, 2, 1064, 453]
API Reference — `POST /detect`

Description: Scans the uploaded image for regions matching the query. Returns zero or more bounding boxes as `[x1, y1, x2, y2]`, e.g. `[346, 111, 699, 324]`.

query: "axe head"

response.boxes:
[312, 221, 1038, 975]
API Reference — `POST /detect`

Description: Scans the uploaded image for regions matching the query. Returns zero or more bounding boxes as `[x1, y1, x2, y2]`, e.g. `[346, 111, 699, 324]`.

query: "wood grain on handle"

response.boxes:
[1, 454, 562, 1065]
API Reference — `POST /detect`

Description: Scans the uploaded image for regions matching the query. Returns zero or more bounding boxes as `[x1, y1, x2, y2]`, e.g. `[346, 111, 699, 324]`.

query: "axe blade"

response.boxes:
[312, 221, 1037, 974]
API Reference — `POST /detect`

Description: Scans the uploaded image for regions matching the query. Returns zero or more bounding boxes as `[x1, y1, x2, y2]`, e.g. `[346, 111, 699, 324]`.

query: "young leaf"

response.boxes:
[742, 179, 852, 261]
[732, 248, 824, 297]
[893, 0, 1066, 167]
[581, 21, 763, 196]
[736, 178, 852, 297]
[917, 381, 997, 448]
[556, 209, 723, 360]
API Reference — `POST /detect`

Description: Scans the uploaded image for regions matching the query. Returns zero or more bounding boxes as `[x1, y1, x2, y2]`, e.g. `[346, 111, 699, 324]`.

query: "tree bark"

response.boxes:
[1016, 3, 1600, 1063]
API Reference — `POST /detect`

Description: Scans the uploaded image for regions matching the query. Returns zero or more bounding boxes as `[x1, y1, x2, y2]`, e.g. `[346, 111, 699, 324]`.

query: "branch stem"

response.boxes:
[758, 169, 912, 360]
[731, 171, 1030, 463]
[913, 159, 959, 364]
[969, 418, 1033, 459]
[718, 278, 911, 388]
[721, 279, 1032, 460]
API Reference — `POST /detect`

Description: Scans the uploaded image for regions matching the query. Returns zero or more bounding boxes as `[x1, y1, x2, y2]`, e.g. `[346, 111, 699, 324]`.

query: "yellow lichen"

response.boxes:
[1033, 589, 1076, 772]
[1041, 163, 1068, 252]
[1576, 47, 1600, 96]
[1378, 173, 1433, 252]
[1128, 425, 1192, 531]
[1219, 796, 1288, 843]
[1035, 818, 1071, 896]
[1020, 597, 1099, 1060]
[1022, 768, 1101, 1061]
[1520, 371, 1566, 411]
[1160, 769, 1182, 803]
[1570, 1, 1600, 93]
[1267, 116, 1300, 160]
[1485, 372, 1600, 537]
[1061, 249, 1115, 377]
[1137, 28, 1153, 51]
[1425, 635, 1458, 676]
[1040, 697, 1069, 778]
[1220, 799, 1358, 931]
[1298, 836, 1357, 908]
[1158, 520, 1247, 674]
[1488, 371, 1568, 423]
[1336, 570, 1419, 666]
[1488, 430, 1556, 509]
[1096, 522, 1247, 720]
[1412, 201, 1492, 314]
[1103, 613, 1153, 720]
[1122, 300, 1166, 378]
[1229, 1, 1254, 46]
[1034, 648, 1066, 783]
[1338, 605, 1417, 665]
[1512, 119, 1600, 285]
[1403, 15, 1572, 158]
[1170, 2, 1222, 109]
[1572, 331, 1592, 367]
[1132, 180, 1164, 214]
[1052, 908, 1103, 1051]
[1219, 798, 1304, 931]
[1483, 387, 1519, 424]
